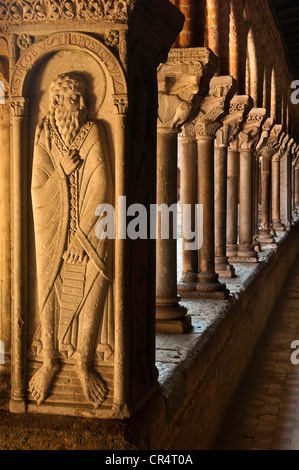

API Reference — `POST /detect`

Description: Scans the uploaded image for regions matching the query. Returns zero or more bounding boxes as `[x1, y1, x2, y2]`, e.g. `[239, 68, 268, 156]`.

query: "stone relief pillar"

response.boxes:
[179, 76, 236, 299]
[226, 138, 240, 258]
[214, 95, 252, 278]
[230, 108, 266, 263]
[156, 47, 217, 333]
[3, 0, 185, 418]
[291, 144, 298, 218]
[179, 122, 198, 287]
[0, 50, 11, 382]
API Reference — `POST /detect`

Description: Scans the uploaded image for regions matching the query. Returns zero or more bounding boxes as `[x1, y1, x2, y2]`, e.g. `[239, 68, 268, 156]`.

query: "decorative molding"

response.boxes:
[103, 30, 119, 48]
[0, 0, 136, 23]
[17, 33, 33, 50]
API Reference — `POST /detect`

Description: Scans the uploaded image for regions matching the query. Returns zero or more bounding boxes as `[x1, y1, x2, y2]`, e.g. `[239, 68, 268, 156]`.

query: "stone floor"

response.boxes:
[213, 253, 299, 450]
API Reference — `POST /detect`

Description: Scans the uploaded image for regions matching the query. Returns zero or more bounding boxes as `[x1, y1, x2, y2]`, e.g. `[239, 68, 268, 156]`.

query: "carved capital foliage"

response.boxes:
[0, 0, 184, 60]
[238, 108, 267, 151]
[11, 96, 29, 117]
[0, 0, 135, 23]
[113, 94, 129, 115]
[255, 117, 275, 153]
[157, 47, 217, 132]
[216, 94, 253, 147]
[194, 75, 237, 139]
[179, 122, 196, 141]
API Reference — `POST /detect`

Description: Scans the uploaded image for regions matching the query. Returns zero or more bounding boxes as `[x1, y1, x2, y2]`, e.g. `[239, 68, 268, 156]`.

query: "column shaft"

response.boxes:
[227, 148, 239, 257]
[215, 145, 235, 277]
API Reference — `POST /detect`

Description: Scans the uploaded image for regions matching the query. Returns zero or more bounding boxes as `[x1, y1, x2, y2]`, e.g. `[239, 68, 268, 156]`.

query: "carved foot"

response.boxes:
[29, 360, 60, 405]
[76, 362, 108, 408]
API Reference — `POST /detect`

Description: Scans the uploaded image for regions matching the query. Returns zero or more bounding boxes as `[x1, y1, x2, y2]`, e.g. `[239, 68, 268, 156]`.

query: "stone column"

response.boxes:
[0, 60, 10, 378]
[179, 75, 236, 299]
[226, 140, 240, 258]
[272, 134, 288, 232]
[257, 124, 283, 245]
[179, 123, 198, 288]
[230, 108, 266, 263]
[214, 95, 252, 278]
[156, 47, 217, 332]
[295, 163, 299, 214]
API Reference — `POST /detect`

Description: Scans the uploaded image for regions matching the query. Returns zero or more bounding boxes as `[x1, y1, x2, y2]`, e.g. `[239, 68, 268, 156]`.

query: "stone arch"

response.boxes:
[10, 31, 127, 98]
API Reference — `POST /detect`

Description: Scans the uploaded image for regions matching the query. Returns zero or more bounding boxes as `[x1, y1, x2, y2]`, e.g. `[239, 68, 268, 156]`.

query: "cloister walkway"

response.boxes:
[213, 254, 299, 450]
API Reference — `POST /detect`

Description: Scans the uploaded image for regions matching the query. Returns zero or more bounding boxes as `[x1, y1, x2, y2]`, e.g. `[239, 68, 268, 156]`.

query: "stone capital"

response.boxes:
[11, 97, 29, 117]
[194, 75, 237, 139]
[216, 95, 253, 147]
[157, 47, 217, 133]
[238, 108, 267, 151]
[256, 118, 275, 153]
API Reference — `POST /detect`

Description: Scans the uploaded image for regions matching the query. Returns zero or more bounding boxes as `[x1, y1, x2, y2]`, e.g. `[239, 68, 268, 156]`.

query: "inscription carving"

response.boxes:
[11, 32, 126, 97]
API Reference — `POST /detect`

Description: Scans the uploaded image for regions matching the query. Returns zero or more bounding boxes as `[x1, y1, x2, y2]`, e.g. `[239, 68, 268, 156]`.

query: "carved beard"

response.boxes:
[54, 105, 85, 148]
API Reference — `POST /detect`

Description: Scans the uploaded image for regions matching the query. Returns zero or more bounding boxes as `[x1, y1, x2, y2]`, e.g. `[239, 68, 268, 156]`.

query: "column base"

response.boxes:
[156, 314, 192, 334]
[10, 398, 26, 413]
[229, 244, 259, 263]
[179, 272, 230, 299]
[272, 220, 286, 232]
[226, 244, 238, 258]
[215, 256, 236, 278]
[256, 229, 276, 245]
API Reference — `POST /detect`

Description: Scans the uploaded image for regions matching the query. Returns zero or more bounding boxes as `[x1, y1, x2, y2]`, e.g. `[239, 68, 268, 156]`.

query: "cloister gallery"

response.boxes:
[1, 0, 299, 450]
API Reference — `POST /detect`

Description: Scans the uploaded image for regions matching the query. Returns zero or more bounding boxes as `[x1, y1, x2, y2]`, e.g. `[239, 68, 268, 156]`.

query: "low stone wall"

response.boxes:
[0, 224, 299, 450]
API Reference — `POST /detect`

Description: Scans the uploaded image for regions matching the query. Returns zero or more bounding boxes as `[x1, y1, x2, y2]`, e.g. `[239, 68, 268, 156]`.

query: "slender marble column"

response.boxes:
[272, 152, 285, 231]
[214, 95, 252, 277]
[178, 123, 198, 288]
[226, 143, 240, 257]
[179, 76, 236, 299]
[0, 67, 10, 377]
[256, 124, 283, 245]
[156, 47, 217, 332]
[229, 108, 266, 263]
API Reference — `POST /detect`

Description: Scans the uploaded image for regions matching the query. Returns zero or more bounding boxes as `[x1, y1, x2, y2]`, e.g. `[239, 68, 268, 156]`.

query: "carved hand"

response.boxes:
[64, 236, 86, 264]
[61, 150, 82, 176]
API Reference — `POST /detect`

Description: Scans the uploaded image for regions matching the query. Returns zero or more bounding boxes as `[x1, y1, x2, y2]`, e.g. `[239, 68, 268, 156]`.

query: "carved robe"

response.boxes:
[31, 120, 114, 358]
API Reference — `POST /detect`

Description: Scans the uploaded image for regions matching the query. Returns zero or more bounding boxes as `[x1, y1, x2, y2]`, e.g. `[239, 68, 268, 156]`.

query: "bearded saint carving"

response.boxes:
[29, 73, 114, 408]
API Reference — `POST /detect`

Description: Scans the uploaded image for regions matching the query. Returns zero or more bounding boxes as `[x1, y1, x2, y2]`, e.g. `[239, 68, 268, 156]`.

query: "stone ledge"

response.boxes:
[0, 223, 299, 449]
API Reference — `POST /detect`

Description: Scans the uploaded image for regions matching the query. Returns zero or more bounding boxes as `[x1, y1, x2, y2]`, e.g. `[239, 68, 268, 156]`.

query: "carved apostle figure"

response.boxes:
[29, 73, 114, 408]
